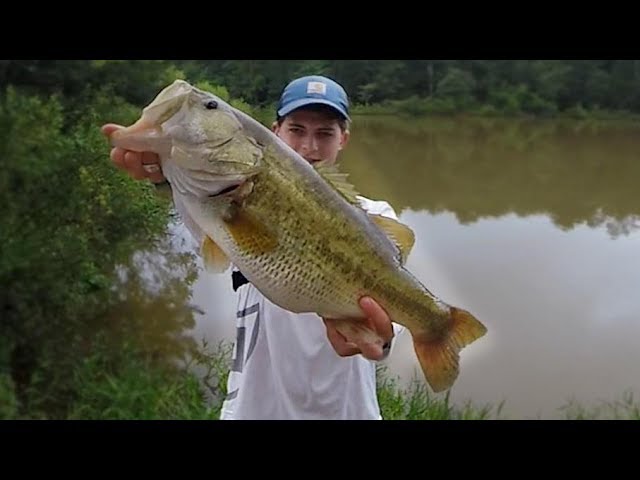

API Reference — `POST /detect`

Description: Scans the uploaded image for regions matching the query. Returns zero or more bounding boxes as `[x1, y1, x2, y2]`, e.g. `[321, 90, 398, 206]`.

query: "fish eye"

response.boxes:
[205, 100, 218, 110]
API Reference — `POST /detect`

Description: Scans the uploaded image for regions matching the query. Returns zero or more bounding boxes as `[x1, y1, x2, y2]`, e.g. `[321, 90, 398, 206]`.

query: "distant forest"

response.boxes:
[3, 60, 640, 117]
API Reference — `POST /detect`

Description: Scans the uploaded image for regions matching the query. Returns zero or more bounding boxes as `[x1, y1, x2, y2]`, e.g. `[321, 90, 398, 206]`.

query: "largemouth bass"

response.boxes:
[109, 79, 487, 392]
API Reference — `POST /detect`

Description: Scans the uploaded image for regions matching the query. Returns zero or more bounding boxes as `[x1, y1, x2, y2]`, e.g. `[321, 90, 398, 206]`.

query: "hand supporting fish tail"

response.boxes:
[322, 296, 394, 361]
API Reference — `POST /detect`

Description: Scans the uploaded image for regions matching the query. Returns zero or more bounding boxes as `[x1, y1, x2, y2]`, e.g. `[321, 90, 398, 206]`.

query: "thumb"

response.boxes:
[100, 123, 123, 138]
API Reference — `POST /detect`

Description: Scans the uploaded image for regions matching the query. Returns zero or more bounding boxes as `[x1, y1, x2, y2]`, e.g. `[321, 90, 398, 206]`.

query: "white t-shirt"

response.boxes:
[219, 196, 406, 420]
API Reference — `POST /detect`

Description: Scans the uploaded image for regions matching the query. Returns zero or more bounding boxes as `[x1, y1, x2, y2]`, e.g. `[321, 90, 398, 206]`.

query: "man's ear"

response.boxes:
[271, 121, 279, 133]
[339, 129, 350, 150]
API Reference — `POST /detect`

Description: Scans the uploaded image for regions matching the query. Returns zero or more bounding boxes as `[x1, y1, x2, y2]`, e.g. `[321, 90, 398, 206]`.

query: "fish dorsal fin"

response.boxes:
[314, 162, 361, 206]
[368, 214, 416, 264]
[201, 236, 231, 273]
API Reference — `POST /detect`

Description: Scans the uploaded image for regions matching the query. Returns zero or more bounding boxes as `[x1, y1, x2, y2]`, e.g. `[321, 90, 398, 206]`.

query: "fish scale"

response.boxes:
[213, 163, 367, 317]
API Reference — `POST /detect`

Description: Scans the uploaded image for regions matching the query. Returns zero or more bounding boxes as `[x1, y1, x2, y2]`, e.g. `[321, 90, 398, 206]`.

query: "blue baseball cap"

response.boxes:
[277, 75, 350, 121]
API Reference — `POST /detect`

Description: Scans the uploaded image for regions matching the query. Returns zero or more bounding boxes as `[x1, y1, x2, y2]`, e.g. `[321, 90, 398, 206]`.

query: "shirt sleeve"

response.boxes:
[379, 322, 407, 361]
[356, 196, 399, 220]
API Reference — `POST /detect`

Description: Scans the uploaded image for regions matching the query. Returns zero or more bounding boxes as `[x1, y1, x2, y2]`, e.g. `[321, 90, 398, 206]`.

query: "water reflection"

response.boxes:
[182, 115, 640, 419]
[343, 115, 640, 237]
[104, 222, 201, 364]
[384, 210, 640, 418]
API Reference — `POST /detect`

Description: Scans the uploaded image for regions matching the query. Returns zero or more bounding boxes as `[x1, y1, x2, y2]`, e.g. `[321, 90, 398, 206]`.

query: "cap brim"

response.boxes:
[277, 98, 350, 121]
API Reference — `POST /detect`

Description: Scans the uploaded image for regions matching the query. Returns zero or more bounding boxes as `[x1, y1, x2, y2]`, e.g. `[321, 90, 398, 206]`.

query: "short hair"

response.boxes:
[276, 104, 350, 132]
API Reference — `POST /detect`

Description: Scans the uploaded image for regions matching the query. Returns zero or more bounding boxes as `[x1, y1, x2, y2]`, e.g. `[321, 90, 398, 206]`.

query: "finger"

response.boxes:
[140, 151, 165, 183]
[359, 297, 394, 343]
[357, 341, 384, 362]
[140, 151, 160, 166]
[123, 151, 146, 180]
[101, 123, 123, 138]
[110, 147, 127, 170]
[148, 170, 166, 184]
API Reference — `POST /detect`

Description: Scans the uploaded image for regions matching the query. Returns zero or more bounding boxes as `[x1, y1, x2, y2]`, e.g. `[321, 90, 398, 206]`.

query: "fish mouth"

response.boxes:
[209, 182, 241, 198]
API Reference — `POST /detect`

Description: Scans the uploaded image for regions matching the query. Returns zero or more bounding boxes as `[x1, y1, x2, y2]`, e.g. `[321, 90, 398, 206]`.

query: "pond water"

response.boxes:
[173, 114, 640, 419]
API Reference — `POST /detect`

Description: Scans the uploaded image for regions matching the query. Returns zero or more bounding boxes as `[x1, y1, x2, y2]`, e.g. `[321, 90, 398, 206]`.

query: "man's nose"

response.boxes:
[301, 135, 319, 152]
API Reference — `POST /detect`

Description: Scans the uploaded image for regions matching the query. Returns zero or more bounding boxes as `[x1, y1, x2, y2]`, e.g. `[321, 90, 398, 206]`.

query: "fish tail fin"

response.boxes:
[412, 307, 487, 393]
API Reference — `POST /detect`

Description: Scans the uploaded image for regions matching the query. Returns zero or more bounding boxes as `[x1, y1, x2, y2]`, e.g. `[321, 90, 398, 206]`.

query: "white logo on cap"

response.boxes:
[307, 81, 327, 95]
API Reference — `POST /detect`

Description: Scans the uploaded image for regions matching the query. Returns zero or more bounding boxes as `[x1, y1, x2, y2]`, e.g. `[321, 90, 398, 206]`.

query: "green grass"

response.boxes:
[558, 391, 640, 420]
[2, 338, 638, 420]
[375, 365, 504, 420]
[62, 340, 221, 420]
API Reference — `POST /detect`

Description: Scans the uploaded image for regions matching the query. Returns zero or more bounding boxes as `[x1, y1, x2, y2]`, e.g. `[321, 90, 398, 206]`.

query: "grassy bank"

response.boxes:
[2, 339, 637, 420]
[2, 338, 498, 420]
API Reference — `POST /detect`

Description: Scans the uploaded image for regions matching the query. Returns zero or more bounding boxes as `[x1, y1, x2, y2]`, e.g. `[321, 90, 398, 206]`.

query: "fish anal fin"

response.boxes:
[315, 163, 361, 206]
[368, 214, 416, 264]
[412, 307, 487, 393]
[201, 236, 231, 273]
[331, 318, 385, 347]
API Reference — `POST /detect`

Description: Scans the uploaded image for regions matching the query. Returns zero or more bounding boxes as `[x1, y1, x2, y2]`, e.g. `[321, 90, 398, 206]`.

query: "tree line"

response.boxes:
[183, 60, 640, 116]
[3, 60, 640, 117]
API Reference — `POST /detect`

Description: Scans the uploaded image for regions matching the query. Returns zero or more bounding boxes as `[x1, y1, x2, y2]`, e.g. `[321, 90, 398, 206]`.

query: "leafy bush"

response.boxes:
[0, 86, 171, 417]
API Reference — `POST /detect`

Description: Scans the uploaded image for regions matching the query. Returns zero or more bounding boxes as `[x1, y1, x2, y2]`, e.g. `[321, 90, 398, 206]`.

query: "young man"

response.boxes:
[101, 75, 404, 420]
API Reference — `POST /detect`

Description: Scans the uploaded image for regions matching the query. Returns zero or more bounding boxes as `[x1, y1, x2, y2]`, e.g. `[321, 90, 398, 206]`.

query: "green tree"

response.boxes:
[0, 85, 175, 417]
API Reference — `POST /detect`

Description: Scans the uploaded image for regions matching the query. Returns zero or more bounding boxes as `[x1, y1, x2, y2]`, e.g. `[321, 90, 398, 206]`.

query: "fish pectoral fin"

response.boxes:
[412, 307, 487, 393]
[223, 208, 279, 255]
[314, 163, 361, 206]
[201, 236, 231, 273]
[368, 214, 416, 264]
